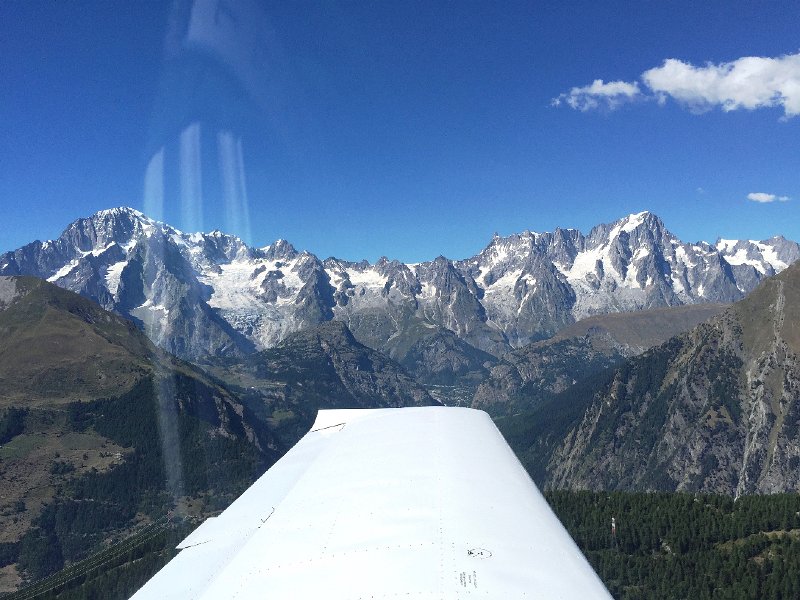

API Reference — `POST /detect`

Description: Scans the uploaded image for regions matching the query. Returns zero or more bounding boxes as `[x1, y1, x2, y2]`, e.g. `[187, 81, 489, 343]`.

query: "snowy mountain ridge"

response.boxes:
[1, 208, 798, 365]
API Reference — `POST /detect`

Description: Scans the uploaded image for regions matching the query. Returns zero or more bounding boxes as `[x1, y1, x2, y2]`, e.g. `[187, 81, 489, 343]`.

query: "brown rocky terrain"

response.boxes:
[537, 261, 800, 495]
[473, 303, 727, 416]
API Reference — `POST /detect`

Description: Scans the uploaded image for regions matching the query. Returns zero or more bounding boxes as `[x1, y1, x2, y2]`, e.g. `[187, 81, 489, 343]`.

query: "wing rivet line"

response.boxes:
[260, 506, 275, 524]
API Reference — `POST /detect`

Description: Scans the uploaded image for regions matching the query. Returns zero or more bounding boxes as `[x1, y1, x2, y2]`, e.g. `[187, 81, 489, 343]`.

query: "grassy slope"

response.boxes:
[0, 277, 275, 593]
[0, 277, 152, 406]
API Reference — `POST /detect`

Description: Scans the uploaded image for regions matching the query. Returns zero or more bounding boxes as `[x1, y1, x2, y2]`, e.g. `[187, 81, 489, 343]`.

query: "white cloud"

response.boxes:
[554, 51, 800, 118]
[644, 55, 800, 117]
[551, 79, 641, 111]
[747, 192, 790, 203]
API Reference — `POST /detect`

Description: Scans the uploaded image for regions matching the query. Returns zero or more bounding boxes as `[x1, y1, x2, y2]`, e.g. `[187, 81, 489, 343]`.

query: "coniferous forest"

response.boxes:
[547, 491, 800, 599]
[6, 490, 800, 599]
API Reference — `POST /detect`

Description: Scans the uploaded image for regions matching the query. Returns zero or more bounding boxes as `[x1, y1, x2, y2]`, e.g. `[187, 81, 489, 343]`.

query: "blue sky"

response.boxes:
[1, 0, 798, 262]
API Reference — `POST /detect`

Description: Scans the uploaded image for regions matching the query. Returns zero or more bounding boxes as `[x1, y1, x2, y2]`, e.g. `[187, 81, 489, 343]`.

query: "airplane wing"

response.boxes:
[131, 407, 612, 599]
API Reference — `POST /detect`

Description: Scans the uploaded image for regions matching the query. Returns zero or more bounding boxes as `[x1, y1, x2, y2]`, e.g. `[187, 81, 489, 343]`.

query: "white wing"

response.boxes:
[131, 407, 611, 599]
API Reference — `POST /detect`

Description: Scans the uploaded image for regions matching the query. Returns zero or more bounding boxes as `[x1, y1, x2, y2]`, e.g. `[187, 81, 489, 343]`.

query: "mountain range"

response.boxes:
[2, 207, 798, 388]
[501, 259, 800, 496]
[3, 208, 800, 593]
[0, 277, 433, 592]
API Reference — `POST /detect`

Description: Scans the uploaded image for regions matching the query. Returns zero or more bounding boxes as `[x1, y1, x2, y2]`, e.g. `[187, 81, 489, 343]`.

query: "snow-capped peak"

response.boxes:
[715, 237, 796, 274]
[620, 211, 650, 232]
[2, 206, 798, 363]
[87, 206, 172, 238]
[94, 206, 146, 218]
[605, 211, 659, 240]
[261, 239, 298, 261]
[716, 238, 738, 253]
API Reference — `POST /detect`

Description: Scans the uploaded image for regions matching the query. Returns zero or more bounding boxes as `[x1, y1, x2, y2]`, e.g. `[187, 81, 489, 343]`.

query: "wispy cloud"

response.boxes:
[553, 52, 800, 118]
[747, 192, 790, 203]
[551, 79, 641, 111]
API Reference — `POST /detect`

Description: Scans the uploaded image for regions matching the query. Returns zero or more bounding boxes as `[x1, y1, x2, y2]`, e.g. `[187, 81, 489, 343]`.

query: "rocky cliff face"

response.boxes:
[260, 320, 437, 410]
[203, 320, 439, 451]
[543, 261, 800, 496]
[2, 208, 797, 383]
